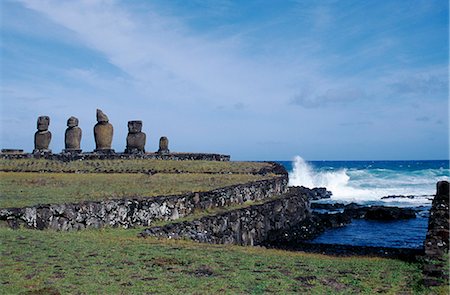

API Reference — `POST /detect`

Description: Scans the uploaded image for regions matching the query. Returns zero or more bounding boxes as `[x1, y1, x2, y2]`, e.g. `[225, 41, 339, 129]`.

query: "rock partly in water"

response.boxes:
[264, 210, 351, 246]
[297, 186, 332, 200]
[364, 206, 416, 220]
[341, 203, 416, 220]
[310, 203, 345, 210]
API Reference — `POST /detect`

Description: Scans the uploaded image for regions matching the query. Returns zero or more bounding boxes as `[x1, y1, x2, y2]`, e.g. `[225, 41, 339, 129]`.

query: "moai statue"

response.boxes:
[157, 136, 170, 154]
[93, 109, 114, 153]
[125, 120, 146, 154]
[64, 116, 82, 153]
[33, 116, 52, 153]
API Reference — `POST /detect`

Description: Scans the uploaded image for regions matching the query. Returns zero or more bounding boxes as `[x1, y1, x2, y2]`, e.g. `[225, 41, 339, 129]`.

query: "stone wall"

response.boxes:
[0, 152, 230, 162]
[0, 176, 287, 231]
[140, 187, 310, 246]
[423, 181, 449, 286]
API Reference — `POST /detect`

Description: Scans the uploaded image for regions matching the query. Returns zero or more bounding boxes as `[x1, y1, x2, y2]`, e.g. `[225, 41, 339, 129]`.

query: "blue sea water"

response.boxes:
[277, 157, 449, 249]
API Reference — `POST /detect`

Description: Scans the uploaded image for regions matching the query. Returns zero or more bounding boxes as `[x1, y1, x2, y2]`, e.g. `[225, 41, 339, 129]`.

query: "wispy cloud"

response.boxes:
[1, 0, 448, 160]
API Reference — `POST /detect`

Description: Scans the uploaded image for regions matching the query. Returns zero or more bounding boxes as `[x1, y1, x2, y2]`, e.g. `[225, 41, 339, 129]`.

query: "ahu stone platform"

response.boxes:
[0, 151, 231, 162]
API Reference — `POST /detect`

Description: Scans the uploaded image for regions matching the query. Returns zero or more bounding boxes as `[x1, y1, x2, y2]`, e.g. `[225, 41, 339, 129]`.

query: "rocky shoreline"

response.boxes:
[264, 242, 424, 261]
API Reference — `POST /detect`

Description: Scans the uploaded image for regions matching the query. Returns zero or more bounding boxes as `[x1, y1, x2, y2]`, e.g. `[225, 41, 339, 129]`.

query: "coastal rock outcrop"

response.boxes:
[304, 187, 332, 200]
[311, 202, 417, 220]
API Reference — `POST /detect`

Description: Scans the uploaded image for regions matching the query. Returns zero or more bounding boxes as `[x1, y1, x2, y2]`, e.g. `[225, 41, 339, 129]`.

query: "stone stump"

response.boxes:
[33, 116, 52, 154]
[93, 109, 114, 153]
[63, 116, 82, 153]
[125, 120, 146, 154]
[157, 136, 170, 154]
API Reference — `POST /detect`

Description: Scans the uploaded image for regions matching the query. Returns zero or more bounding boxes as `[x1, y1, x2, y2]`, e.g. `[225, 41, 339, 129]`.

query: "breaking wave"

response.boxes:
[288, 156, 449, 204]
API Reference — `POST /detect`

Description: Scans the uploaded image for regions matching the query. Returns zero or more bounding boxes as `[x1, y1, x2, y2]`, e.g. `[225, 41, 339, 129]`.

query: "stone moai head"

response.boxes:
[158, 136, 169, 153]
[128, 120, 142, 134]
[37, 116, 50, 132]
[67, 116, 79, 128]
[96, 109, 109, 123]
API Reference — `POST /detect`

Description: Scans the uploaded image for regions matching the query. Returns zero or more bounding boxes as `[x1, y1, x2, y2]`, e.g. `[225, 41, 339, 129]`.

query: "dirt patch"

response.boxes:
[23, 287, 61, 295]
[190, 265, 216, 277]
[320, 278, 347, 291]
[121, 260, 135, 266]
[294, 275, 317, 288]
[151, 257, 181, 267]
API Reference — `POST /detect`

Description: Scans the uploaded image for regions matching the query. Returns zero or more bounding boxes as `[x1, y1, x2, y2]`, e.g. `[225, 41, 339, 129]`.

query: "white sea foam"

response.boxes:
[288, 156, 449, 205]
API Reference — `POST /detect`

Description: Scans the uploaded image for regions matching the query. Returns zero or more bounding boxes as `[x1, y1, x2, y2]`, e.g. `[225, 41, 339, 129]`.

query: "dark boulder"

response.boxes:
[300, 186, 332, 200]
[364, 206, 416, 220]
[343, 203, 416, 220]
[311, 202, 345, 210]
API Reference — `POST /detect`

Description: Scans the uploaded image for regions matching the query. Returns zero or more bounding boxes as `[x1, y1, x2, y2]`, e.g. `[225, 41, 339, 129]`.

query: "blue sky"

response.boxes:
[0, 0, 448, 160]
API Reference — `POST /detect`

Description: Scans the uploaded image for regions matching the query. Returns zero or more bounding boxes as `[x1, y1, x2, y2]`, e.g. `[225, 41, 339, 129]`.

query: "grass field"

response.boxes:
[0, 158, 272, 174]
[1, 227, 446, 295]
[1, 159, 445, 294]
[0, 172, 272, 208]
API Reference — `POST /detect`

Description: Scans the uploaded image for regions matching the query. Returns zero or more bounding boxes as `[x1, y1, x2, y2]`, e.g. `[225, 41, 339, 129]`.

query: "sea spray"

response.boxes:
[287, 156, 449, 205]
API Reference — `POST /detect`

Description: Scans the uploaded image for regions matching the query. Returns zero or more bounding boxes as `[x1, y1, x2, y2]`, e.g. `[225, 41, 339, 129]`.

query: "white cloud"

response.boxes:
[1, 0, 447, 159]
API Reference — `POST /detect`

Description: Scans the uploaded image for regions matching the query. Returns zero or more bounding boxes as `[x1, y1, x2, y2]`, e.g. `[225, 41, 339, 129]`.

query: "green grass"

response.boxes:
[1, 227, 444, 294]
[0, 158, 272, 174]
[0, 172, 272, 208]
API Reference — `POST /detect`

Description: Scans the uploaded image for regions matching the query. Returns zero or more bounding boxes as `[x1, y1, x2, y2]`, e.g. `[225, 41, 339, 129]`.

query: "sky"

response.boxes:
[0, 0, 448, 161]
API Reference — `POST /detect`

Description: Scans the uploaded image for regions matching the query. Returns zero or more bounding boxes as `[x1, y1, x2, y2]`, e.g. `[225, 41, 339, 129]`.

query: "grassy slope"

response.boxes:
[0, 159, 271, 174]
[2, 227, 445, 295]
[0, 172, 271, 208]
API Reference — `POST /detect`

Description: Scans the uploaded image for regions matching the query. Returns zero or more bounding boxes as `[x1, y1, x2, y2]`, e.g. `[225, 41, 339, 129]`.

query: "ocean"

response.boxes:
[277, 157, 449, 249]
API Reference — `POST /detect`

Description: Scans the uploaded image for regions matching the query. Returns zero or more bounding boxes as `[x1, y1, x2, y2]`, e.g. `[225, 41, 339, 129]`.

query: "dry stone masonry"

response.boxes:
[423, 180, 449, 286]
[1, 151, 230, 161]
[0, 176, 287, 231]
[140, 187, 310, 246]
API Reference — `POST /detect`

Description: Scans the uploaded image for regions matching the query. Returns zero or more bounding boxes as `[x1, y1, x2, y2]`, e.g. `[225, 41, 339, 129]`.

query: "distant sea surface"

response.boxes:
[276, 157, 449, 249]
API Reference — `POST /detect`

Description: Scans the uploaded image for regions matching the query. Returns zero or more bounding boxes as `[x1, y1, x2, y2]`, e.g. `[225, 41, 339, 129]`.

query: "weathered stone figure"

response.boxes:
[94, 109, 114, 152]
[157, 136, 170, 154]
[64, 116, 82, 152]
[125, 120, 146, 154]
[34, 116, 52, 153]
